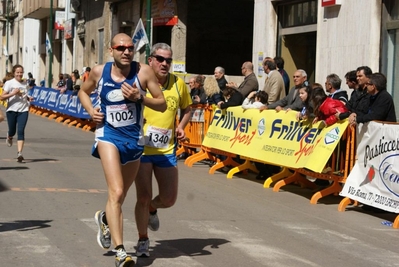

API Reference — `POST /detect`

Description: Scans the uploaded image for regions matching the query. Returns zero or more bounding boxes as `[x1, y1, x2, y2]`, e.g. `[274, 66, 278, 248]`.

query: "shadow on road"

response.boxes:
[23, 158, 59, 163]
[0, 180, 9, 192]
[0, 220, 52, 232]
[134, 238, 230, 266]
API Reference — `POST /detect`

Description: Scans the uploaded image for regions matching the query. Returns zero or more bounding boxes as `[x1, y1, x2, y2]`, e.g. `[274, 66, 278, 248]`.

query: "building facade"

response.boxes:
[0, 0, 398, 117]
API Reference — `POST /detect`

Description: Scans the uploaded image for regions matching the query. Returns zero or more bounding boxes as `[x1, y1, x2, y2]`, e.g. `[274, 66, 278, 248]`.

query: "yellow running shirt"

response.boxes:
[143, 73, 191, 155]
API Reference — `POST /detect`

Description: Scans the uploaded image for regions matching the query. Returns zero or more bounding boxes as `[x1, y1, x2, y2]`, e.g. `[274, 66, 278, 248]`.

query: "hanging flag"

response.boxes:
[3, 45, 8, 57]
[45, 32, 52, 54]
[132, 18, 149, 51]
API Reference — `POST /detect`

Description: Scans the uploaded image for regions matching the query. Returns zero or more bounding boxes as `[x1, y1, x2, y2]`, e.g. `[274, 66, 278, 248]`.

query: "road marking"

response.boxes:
[182, 220, 321, 267]
[0, 220, 77, 267]
[279, 222, 399, 266]
[10, 187, 107, 193]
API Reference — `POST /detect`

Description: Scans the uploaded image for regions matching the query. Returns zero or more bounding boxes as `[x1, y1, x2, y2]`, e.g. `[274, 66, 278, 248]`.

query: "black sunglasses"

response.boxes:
[152, 55, 173, 64]
[112, 45, 134, 52]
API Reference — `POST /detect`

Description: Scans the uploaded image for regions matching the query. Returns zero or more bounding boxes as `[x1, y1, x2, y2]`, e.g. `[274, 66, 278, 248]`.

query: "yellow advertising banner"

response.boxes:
[202, 107, 349, 173]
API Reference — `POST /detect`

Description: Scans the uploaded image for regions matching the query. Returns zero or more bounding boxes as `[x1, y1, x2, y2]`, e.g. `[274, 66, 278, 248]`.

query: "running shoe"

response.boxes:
[135, 239, 150, 257]
[148, 211, 159, 231]
[17, 152, 24, 163]
[114, 248, 135, 267]
[6, 134, 12, 147]
[94, 210, 111, 249]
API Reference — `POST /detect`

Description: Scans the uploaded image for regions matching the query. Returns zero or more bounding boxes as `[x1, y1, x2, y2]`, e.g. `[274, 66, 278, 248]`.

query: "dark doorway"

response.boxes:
[186, 0, 254, 75]
[281, 32, 316, 85]
[153, 26, 172, 46]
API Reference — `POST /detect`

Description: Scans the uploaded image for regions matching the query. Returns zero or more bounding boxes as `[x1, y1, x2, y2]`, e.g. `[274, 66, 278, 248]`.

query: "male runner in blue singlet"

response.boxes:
[78, 33, 166, 267]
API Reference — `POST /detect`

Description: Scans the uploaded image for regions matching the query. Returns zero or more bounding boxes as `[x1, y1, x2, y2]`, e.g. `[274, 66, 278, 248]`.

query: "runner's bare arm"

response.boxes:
[138, 63, 166, 112]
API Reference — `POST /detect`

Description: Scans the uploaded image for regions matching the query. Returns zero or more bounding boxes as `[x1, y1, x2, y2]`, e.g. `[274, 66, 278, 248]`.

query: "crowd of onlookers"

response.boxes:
[186, 57, 397, 180]
[55, 67, 91, 94]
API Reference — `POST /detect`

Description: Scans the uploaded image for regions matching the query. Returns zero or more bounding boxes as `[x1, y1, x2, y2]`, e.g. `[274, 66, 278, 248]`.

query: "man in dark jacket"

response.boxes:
[227, 61, 258, 99]
[349, 72, 396, 126]
[214, 66, 228, 91]
[325, 73, 348, 104]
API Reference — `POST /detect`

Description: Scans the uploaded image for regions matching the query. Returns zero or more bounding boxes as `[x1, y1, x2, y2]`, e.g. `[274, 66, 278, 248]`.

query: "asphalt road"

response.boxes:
[1, 108, 399, 267]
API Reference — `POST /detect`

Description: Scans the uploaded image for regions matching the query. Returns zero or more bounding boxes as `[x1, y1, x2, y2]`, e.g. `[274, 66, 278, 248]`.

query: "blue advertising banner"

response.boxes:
[29, 87, 98, 119]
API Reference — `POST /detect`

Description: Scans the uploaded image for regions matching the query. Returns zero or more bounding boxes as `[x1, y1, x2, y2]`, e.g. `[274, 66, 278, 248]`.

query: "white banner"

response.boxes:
[132, 18, 149, 51]
[340, 121, 399, 213]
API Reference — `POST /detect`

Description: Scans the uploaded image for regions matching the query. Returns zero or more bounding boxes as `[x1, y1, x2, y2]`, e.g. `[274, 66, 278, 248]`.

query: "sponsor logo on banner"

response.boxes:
[324, 127, 340, 145]
[379, 154, 399, 197]
[258, 118, 265, 136]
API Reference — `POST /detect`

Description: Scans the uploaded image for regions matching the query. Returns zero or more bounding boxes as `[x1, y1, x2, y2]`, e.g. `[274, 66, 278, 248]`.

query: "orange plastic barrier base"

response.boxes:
[30, 106, 95, 132]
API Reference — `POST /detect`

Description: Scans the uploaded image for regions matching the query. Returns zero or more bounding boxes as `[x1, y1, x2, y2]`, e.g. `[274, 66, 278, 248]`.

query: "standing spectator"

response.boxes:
[348, 72, 396, 126]
[191, 75, 207, 104]
[265, 69, 307, 112]
[78, 33, 166, 267]
[27, 72, 36, 87]
[56, 73, 66, 91]
[188, 76, 197, 98]
[325, 73, 348, 104]
[311, 87, 348, 127]
[262, 57, 285, 104]
[338, 67, 372, 120]
[203, 76, 222, 105]
[82, 67, 91, 82]
[64, 74, 74, 92]
[274, 56, 290, 96]
[134, 43, 192, 257]
[0, 64, 34, 163]
[72, 72, 82, 92]
[214, 66, 228, 91]
[227, 61, 258, 99]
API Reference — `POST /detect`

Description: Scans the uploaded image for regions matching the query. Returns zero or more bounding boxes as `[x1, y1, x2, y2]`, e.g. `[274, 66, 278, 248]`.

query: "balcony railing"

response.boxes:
[22, 0, 59, 19]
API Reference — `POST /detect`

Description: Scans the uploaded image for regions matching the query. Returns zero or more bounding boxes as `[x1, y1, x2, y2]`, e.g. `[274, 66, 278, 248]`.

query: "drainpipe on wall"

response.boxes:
[145, 0, 151, 63]
[48, 0, 53, 88]
[5, 0, 9, 74]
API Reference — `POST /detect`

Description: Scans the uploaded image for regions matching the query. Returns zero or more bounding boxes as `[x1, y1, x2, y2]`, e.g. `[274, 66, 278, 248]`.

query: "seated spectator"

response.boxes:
[242, 91, 268, 110]
[348, 72, 396, 126]
[203, 76, 222, 105]
[311, 87, 348, 127]
[217, 86, 244, 109]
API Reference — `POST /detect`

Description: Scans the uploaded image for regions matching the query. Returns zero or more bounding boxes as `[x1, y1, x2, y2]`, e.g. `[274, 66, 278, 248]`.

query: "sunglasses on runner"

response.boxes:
[111, 45, 134, 52]
[152, 55, 173, 64]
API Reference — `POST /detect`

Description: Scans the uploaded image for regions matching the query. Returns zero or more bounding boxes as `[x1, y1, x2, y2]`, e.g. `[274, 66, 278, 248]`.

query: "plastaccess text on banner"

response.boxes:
[340, 121, 399, 213]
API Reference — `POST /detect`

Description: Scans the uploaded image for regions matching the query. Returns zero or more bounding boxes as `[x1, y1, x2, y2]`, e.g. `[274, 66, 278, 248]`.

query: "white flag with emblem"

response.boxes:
[3, 45, 8, 57]
[132, 19, 149, 51]
[45, 32, 52, 54]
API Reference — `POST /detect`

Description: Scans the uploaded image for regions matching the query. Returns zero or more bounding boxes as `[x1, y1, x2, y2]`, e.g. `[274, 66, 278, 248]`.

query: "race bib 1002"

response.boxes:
[106, 103, 137, 127]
